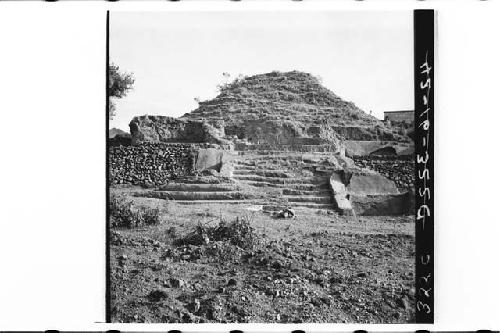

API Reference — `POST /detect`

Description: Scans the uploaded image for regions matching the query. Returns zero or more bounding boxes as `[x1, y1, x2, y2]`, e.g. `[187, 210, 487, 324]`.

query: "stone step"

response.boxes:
[234, 156, 298, 161]
[284, 195, 333, 204]
[233, 160, 319, 169]
[157, 183, 237, 192]
[232, 165, 289, 172]
[233, 170, 257, 175]
[236, 150, 317, 156]
[138, 191, 250, 201]
[233, 161, 256, 167]
[286, 202, 334, 209]
[232, 166, 256, 171]
[240, 181, 330, 190]
[282, 188, 332, 196]
[233, 175, 326, 184]
[171, 200, 256, 205]
[172, 200, 334, 210]
[232, 170, 293, 178]
[234, 156, 306, 162]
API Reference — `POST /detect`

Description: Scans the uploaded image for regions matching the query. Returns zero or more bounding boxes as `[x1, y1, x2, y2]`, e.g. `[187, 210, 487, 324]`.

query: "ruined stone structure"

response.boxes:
[109, 71, 414, 216]
[129, 115, 232, 148]
[384, 110, 414, 124]
[183, 71, 411, 145]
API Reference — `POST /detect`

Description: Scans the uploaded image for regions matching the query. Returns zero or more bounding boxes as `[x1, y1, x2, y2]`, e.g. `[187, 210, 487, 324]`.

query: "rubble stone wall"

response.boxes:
[350, 192, 413, 216]
[109, 143, 194, 186]
[352, 155, 414, 192]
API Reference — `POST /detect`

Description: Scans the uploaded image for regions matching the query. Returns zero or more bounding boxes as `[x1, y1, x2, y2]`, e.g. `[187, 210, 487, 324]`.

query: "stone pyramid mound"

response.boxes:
[182, 71, 408, 143]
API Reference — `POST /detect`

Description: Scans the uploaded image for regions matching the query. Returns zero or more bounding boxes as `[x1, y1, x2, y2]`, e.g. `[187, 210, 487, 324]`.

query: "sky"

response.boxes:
[110, 11, 413, 131]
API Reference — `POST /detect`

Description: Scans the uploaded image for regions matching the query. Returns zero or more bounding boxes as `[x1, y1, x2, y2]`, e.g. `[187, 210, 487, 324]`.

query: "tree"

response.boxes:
[108, 63, 135, 119]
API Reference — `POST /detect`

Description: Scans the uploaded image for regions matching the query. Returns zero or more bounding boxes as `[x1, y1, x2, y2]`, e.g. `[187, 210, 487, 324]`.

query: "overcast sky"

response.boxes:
[110, 11, 413, 131]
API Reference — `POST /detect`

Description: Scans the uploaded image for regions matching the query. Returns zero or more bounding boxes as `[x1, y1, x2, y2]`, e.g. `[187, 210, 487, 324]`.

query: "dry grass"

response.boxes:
[176, 215, 258, 250]
[110, 193, 162, 228]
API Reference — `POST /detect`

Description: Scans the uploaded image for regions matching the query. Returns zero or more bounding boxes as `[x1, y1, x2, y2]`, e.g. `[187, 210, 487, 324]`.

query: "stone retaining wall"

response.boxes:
[352, 155, 414, 191]
[109, 143, 194, 186]
[235, 143, 341, 153]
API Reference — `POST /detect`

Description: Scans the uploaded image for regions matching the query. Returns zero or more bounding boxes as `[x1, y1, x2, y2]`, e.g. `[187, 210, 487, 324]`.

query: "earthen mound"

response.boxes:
[182, 71, 408, 143]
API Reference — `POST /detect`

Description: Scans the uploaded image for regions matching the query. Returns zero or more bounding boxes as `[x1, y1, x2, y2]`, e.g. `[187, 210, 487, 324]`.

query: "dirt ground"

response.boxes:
[109, 189, 415, 323]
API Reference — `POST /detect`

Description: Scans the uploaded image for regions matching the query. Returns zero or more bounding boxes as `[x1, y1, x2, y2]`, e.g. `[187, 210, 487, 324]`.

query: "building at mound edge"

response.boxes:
[109, 71, 415, 216]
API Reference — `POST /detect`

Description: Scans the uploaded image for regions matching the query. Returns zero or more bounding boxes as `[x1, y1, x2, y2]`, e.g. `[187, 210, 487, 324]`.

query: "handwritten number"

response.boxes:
[417, 152, 429, 164]
[420, 78, 432, 90]
[418, 169, 430, 180]
[419, 187, 431, 200]
[420, 273, 432, 283]
[417, 52, 433, 321]
[419, 287, 432, 298]
[417, 301, 432, 314]
[420, 255, 431, 265]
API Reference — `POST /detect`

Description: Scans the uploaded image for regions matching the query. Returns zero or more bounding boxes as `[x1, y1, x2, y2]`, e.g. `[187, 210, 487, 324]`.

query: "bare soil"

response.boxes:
[109, 189, 415, 323]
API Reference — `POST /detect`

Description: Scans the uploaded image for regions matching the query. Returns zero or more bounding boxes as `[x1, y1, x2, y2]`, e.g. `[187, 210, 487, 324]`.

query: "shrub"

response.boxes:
[177, 215, 258, 250]
[212, 216, 257, 249]
[109, 194, 162, 228]
[142, 206, 162, 226]
[350, 112, 360, 120]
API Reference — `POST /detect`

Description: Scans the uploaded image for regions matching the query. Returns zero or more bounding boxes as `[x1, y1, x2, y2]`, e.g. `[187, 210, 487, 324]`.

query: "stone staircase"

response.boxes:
[136, 182, 253, 205]
[136, 149, 337, 211]
[231, 151, 335, 210]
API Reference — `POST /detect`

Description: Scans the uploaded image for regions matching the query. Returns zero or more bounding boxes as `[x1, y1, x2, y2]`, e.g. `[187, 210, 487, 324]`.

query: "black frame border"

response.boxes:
[104, 9, 436, 324]
[414, 9, 435, 324]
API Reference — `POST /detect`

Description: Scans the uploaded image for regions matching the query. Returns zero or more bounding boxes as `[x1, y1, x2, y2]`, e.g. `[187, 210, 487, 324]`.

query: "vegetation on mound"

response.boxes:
[183, 71, 409, 142]
[110, 193, 162, 228]
[176, 215, 258, 250]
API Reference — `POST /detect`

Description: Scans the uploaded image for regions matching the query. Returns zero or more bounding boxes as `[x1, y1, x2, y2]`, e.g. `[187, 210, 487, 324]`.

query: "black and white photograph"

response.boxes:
[4, 0, 500, 331]
[107, 10, 422, 324]
[3, 0, 500, 329]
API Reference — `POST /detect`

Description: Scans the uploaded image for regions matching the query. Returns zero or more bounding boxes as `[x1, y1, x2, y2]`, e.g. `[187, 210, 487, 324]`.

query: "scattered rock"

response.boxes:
[147, 289, 168, 302]
[191, 298, 201, 313]
[276, 208, 295, 219]
[227, 278, 238, 287]
[310, 298, 322, 307]
[271, 260, 283, 270]
[397, 296, 411, 310]
[170, 278, 186, 288]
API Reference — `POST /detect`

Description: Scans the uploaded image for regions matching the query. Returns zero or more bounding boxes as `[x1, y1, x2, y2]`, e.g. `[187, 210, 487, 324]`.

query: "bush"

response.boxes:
[213, 216, 257, 249]
[177, 215, 258, 250]
[109, 194, 162, 228]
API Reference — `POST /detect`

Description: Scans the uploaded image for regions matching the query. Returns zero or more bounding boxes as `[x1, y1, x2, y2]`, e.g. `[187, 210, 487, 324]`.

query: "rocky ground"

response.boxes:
[109, 190, 415, 323]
